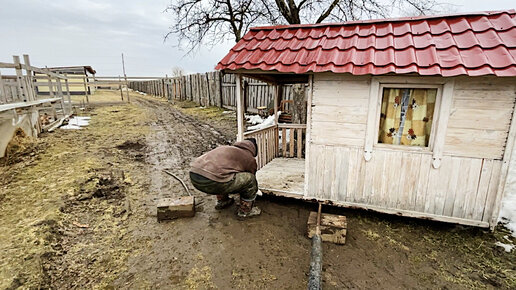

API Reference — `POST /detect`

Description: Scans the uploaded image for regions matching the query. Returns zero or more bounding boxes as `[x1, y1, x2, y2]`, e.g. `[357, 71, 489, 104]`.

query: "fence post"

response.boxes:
[0, 71, 7, 104]
[217, 71, 223, 108]
[56, 78, 67, 115]
[46, 67, 54, 99]
[13, 55, 28, 102]
[22, 54, 36, 101]
[64, 74, 72, 113]
[118, 75, 124, 100]
[235, 74, 245, 142]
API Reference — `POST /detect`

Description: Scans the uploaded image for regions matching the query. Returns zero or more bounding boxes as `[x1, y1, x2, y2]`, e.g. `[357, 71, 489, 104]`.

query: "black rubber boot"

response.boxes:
[215, 195, 234, 210]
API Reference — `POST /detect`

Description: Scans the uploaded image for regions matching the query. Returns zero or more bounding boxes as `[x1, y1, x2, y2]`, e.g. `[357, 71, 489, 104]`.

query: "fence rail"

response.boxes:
[0, 55, 72, 115]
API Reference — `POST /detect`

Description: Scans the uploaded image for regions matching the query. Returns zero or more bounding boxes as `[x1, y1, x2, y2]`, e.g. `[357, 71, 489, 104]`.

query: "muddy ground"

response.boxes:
[0, 90, 515, 289]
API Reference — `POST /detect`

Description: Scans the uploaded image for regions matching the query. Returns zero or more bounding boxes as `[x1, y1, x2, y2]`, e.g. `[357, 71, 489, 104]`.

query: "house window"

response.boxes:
[378, 87, 437, 147]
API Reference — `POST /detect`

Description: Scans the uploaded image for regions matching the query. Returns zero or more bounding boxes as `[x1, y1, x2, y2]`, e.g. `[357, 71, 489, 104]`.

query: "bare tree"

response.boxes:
[266, 0, 444, 24]
[172, 66, 185, 77]
[165, 0, 275, 52]
[165, 0, 444, 51]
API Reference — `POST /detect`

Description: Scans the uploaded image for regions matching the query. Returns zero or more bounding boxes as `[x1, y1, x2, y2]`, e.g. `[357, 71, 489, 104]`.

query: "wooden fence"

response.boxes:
[127, 71, 299, 113]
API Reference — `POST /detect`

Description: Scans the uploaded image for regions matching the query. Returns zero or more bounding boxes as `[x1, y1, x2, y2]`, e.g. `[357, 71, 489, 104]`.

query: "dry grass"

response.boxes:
[0, 91, 151, 288]
[0, 129, 40, 166]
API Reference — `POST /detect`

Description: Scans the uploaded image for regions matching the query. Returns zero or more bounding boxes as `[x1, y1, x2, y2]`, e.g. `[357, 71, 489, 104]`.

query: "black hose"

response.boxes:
[308, 234, 323, 289]
[308, 203, 323, 289]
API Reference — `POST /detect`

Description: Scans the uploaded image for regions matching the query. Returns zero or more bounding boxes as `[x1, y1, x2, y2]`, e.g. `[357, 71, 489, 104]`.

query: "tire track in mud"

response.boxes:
[123, 96, 310, 289]
[132, 97, 231, 212]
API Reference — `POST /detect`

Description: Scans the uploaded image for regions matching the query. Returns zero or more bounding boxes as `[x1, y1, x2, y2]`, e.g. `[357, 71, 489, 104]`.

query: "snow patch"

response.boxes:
[246, 114, 264, 125]
[495, 241, 514, 253]
[61, 116, 91, 130]
[247, 112, 281, 131]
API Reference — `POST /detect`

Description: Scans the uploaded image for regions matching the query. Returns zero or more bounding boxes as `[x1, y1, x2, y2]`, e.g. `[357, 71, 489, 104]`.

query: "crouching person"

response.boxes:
[189, 138, 261, 218]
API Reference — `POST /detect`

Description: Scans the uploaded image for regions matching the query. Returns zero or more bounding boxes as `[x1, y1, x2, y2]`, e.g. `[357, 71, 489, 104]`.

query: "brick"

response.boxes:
[157, 196, 195, 221]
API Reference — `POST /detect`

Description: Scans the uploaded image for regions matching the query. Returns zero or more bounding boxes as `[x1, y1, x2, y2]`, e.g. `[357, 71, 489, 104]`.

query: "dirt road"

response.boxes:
[1, 90, 514, 289]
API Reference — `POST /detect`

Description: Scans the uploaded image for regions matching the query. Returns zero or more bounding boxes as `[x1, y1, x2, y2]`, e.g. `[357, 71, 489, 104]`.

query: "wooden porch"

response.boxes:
[256, 158, 305, 197]
[243, 123, 306, 197]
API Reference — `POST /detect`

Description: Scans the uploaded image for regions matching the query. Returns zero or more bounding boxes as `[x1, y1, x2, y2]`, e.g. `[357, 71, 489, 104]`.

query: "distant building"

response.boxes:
[35, 66, 96, 95]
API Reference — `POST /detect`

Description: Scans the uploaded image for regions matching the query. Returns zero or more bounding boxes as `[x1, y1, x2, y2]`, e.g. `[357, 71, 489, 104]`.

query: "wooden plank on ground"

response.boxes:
[307, 212, 347, 245]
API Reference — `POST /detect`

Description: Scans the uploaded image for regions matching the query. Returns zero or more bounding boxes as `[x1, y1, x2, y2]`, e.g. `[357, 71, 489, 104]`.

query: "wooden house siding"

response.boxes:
[310, 74, 370, 147]
[306, 74, 516, 226]
[444, 78, 516, 159]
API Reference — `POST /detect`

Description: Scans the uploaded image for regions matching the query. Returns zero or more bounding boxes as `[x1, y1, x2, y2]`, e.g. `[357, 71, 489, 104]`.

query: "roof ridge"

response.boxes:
[242, 27, 516, 43]
[250, 9, 516, 31]
[231, 43, 514, 53]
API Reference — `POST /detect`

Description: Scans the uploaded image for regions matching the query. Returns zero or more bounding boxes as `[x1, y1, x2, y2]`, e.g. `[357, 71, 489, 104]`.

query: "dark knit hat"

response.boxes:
[245, 138, 258, 157]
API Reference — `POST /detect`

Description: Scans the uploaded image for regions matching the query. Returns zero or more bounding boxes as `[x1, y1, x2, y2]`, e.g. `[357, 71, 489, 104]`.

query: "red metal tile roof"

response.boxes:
[216, 10, 516, 76]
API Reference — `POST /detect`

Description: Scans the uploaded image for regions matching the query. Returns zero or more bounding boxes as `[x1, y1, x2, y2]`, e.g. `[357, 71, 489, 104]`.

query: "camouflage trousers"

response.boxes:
[189, 172, 258, 201]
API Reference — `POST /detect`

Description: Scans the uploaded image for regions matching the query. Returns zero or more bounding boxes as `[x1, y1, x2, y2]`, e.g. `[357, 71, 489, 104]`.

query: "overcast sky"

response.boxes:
[0, 0, 514, 76]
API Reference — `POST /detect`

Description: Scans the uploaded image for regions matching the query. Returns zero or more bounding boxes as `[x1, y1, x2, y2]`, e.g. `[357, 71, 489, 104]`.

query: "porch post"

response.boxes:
[274, 84, 280, 124]
[235, 73, 245, 141]
[274, 84, 280, 157]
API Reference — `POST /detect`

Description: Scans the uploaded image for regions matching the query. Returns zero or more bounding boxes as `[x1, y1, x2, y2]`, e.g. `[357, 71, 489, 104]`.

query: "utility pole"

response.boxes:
[122, 53, 130, 103]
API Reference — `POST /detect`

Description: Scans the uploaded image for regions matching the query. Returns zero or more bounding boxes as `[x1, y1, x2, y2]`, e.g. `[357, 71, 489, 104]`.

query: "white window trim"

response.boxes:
[363, 76, 455, 169]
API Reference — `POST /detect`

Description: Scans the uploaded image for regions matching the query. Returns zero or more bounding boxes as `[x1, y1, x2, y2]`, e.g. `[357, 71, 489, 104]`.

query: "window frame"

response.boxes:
[373, 83, 443, 153]
[363, 76, 455, 169]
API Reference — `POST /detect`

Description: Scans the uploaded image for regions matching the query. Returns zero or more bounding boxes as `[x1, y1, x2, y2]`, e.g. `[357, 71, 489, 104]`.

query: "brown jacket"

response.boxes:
[190, 140, 257, 182]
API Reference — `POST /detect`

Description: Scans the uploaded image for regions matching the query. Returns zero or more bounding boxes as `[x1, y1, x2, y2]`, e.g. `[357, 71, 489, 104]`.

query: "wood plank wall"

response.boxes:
[444, 78, 516, 159]
[307, 144, 502, 224]
[307, 74, 516, 225]
[128, 72, 295, 112]
[310, 74, 370, 147]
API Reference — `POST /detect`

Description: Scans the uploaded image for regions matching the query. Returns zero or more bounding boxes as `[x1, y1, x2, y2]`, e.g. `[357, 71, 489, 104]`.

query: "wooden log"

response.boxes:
[307, 212, 347, 245]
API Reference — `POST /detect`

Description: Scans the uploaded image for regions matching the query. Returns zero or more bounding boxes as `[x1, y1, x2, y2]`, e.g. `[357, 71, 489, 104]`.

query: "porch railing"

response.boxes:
[244, 123, 306, 170]
[279, 123, 306, 159]
[244, 124, 278, 170]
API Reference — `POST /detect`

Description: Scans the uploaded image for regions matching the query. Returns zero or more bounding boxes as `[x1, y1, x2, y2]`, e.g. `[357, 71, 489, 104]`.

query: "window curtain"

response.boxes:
[378, 88, 436, 147]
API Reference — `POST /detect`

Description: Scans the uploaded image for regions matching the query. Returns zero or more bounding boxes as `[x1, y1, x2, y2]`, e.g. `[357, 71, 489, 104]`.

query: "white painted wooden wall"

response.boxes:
[306, 73, 516, 227]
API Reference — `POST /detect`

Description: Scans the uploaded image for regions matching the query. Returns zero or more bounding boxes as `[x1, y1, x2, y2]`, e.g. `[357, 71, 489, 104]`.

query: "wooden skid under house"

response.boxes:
[216, 10, 516, 229]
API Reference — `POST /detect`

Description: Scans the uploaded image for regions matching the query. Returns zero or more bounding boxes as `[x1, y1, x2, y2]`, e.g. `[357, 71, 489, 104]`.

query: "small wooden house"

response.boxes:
[216, 10, 516, 229]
